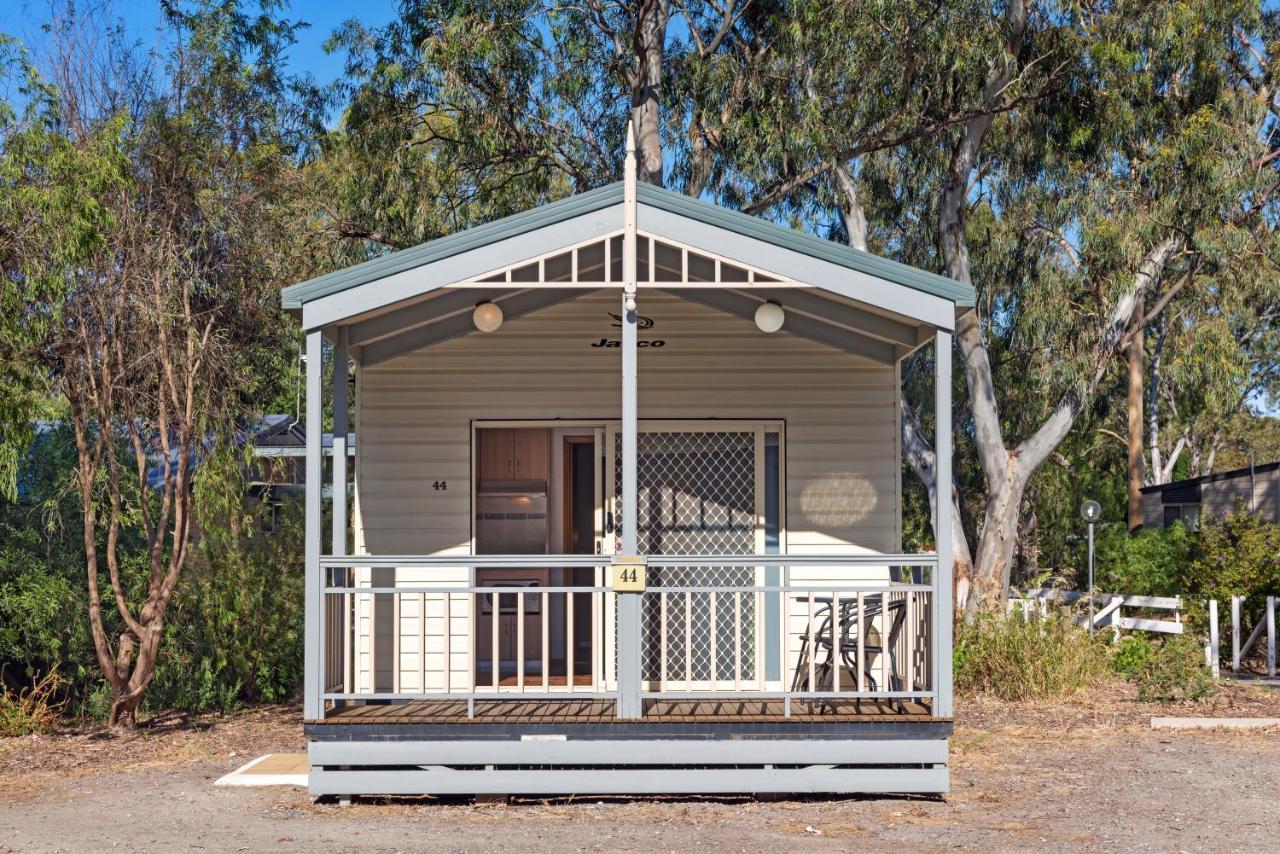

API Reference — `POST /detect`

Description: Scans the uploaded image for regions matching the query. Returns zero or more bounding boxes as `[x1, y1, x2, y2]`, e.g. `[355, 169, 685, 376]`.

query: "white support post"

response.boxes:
[1232, 595, 1243, 674]
[331, 327, 349, 708]
[332, 327, 349, 558]
[1267, 596, 1276, 678]
[616, 124, 642, 719]
[303, 329, 324, 721]
[1208, 599, 1220, 679]
[932, 330, 954, 718]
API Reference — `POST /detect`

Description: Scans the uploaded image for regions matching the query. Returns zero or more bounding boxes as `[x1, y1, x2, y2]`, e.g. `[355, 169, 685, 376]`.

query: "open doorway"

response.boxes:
[562, 436, 597, 681]
[473, 425, 597, 687]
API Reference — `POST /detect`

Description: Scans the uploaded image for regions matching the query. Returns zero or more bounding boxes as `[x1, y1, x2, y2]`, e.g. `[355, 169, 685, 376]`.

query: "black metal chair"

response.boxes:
[795, 594, 909, 712]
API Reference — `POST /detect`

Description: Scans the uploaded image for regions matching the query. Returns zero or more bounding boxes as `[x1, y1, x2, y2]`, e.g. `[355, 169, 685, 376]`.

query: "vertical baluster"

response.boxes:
[807, 592, 815, 693]
[541, 590, 550, 691]
[566, 590, 575, 694]
[591, 583, 600, 691]
[442, 592, 451, 694]
[343, 569, 352, 695]
[733, 588, 742, 692]
[709, 589, 718, 689]
[491, 590, 500, 690]
[905, 591, 916, 692]
[855, 592, 864, 694]
[659, 592, 668, 692]
[392, 592, 401, 695]
[418, 592, 426, 693]
[367, 588, 375, 695]
[517, 588, 525, 690]
[879, 594, 890, 691]
[685, 591, 693, 692]
[832, 591, 841, 693]
[755, 587, 765, 690]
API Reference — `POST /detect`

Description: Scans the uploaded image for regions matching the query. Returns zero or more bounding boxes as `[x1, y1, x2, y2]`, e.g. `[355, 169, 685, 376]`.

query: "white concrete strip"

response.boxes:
[1151, 716, 1280, 730]
[214, 754, 309, 787]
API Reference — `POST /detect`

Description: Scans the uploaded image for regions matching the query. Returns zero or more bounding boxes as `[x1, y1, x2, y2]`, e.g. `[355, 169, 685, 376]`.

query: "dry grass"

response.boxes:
[954, 615, 1111, 701]
[0, 704, 303, 799]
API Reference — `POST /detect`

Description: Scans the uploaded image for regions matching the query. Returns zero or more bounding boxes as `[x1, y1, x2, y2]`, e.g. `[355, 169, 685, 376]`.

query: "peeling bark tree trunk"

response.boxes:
[833, 152, 976, 605]
[630, 0, 669, 186]
[1126, 303, 1145, 530]
[901, 391, 976, 607]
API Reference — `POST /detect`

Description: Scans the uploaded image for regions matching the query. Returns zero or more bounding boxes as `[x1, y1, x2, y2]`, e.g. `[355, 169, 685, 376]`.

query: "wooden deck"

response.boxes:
[316, 698, 936, 725]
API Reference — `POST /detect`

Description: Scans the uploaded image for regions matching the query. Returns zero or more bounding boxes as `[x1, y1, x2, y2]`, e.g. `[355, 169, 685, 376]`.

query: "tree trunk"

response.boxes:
[630, 0, 668, 186]
[900, 390, 975, 609]
[971, 471, 1026, 610]
[1126, 304, 1145, 530]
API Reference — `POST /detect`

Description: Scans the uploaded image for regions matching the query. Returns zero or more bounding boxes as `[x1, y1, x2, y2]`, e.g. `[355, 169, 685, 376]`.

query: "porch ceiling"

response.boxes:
[350, 284, 917, 367]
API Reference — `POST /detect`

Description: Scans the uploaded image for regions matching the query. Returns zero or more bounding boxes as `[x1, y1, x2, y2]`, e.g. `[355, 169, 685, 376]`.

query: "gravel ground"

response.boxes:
[1, 685, 1278, 853]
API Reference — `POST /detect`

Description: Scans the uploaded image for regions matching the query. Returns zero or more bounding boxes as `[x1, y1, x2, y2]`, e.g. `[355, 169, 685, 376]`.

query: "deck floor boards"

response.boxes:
[317, 698, 935, 725]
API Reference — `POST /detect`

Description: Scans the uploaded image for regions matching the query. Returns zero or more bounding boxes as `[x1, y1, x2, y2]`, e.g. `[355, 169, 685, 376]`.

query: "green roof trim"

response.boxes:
[281, 180, 974, 310]
[635, 183, 975, 307]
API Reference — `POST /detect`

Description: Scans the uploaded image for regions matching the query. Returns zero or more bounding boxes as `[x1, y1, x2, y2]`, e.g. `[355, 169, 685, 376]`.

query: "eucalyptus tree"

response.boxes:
[0, 1, 316, 724]
[322, 0, 1279, 611]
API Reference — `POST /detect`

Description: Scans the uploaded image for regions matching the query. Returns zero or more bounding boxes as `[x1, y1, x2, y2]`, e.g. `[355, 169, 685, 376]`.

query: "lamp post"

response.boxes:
[1080, 499, 1102, 635]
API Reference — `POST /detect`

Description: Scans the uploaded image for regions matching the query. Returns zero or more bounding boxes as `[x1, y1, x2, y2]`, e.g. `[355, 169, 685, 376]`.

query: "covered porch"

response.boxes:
[286, 138, 969, 795]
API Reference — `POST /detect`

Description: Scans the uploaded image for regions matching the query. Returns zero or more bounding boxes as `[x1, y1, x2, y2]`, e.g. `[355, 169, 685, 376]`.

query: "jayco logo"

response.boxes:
[593, 313, 666, 348]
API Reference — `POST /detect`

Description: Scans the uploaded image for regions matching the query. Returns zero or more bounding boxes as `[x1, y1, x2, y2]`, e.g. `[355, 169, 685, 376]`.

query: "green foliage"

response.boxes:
[1127, 635, 1215, 703]
[145, 496, 305, 713]
[1184, 506, 1280, 632]
[1110, 634, 1153, 678]
[954, 615, 1110, 701]
[1095, 523, 1192, 596]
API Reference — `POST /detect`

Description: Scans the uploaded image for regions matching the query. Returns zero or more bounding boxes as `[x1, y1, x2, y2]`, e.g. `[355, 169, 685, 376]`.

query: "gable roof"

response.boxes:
[281, 182, 975, 310]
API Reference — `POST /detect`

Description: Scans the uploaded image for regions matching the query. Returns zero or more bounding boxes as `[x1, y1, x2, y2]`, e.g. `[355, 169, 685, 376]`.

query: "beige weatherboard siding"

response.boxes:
[351, 290, 902, 693]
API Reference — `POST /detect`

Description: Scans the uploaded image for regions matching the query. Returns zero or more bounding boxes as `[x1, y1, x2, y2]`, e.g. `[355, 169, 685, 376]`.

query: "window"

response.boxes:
[1163, 504, 1201, 531]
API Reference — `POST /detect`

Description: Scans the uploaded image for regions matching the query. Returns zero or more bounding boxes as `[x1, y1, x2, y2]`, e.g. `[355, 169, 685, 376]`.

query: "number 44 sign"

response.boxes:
[610, 555, 647, 592]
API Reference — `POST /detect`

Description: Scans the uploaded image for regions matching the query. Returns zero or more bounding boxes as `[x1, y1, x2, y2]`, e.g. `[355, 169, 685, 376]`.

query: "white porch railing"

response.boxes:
[318, 553, 940, 718]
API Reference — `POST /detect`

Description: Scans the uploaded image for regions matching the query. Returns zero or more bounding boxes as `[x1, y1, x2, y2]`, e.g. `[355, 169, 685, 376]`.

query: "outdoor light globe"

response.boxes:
[754, 301, 785, 333]
[472, 301, 504, 333]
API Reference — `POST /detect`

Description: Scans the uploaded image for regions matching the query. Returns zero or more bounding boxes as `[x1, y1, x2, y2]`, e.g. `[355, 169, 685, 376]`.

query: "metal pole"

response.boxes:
[1087, 522, 1095, 636]
[932, 329, 953, 718]
[303, 329, 324, 721]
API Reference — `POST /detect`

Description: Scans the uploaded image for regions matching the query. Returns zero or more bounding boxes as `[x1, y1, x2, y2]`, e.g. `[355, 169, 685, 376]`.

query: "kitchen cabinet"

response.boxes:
[477, 428, 549, 481]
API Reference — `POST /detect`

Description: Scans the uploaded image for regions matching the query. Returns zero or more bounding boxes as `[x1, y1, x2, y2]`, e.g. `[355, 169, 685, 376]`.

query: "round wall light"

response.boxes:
[754, 301, 785, 334]
[472, 301, 504, 333]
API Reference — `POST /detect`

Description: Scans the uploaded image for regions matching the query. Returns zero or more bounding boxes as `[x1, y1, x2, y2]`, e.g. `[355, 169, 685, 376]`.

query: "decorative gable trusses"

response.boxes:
[465, 232, 798, 288]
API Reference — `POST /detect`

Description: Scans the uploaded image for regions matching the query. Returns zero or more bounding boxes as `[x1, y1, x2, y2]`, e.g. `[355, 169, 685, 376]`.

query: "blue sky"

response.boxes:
[1, 0, 399, 89]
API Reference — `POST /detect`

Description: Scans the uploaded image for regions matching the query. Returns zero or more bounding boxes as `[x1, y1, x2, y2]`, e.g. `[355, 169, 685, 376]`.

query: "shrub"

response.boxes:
[954, 614, 1110, 701]
[145, 496, 305, 713]
[1095, 523, 1191, 596]
[1110, 634, 1153, 678]
[1184, 507, 1280, 632]
[0, 669, 67, 736]
[1128, 634, 1215, 703]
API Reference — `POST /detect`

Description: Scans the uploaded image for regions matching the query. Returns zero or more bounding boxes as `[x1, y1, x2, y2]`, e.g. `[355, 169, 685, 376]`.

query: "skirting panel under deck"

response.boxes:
[309, 764, 949, 796]
[307, 732, 950, 796]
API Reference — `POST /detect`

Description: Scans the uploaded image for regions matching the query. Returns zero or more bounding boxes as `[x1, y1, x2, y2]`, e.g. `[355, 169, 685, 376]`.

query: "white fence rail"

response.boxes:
[1008, 589, 1184, 637]
[1011, 589, 1279, 680]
